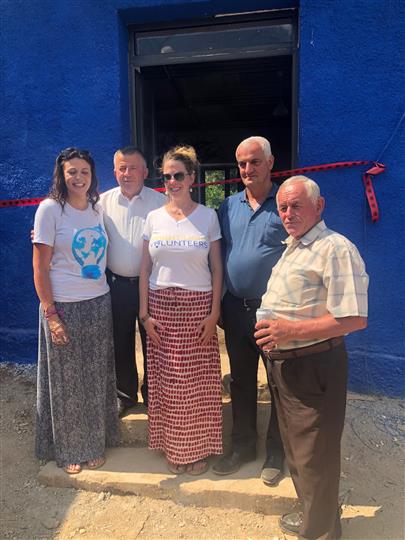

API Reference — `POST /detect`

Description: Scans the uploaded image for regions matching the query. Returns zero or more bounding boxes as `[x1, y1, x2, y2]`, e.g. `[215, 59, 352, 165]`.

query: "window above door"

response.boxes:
[130, 12, 296, 67]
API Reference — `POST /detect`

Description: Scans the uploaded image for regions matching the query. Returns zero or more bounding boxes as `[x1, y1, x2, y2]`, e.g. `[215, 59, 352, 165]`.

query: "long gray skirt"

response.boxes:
[36, 292, 120, 467]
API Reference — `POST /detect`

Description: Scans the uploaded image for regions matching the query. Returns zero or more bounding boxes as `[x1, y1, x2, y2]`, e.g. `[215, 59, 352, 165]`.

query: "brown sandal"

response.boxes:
[63, 463, 82, 475]
[167, 461, 186, 475]
[87, 456, 105, 470]
[186, 459, 209, 476]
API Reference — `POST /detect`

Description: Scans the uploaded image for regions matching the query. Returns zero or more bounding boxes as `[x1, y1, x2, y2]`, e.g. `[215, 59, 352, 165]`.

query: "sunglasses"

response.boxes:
[58, 147, 91, 161]
[162, 172, 187, 182]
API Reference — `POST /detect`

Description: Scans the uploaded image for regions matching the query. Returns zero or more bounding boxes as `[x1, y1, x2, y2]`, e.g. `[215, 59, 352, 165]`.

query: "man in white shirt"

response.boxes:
[100, 147, 166, 416]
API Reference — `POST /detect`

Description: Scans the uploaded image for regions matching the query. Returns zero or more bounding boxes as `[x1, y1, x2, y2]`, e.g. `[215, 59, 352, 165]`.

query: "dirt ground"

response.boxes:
[1, 359, 404, 540]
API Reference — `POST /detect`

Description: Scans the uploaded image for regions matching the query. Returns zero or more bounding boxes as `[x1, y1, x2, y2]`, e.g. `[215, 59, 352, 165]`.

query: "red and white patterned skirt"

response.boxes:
[147, 287, 223, 464]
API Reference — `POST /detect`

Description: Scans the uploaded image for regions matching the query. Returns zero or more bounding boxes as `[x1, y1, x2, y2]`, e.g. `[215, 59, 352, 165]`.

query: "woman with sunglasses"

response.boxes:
[33, 148, 119, 475]
[139, 145, 223, 475]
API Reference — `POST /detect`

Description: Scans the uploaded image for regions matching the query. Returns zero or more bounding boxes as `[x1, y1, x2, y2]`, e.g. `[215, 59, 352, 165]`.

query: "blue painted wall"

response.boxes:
[1, 0, 404, 396]
[297, 0, 405, 396]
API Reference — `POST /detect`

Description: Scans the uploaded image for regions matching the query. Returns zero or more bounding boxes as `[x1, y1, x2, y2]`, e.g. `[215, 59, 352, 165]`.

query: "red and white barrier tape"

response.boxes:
[0, 160, 385, 221]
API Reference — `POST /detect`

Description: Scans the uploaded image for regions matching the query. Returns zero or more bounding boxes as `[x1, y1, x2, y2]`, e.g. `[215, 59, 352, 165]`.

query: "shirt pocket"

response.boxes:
[279, 267, 324, 307]
[262, 213, 286, 247]
[278, 270, 306, 306]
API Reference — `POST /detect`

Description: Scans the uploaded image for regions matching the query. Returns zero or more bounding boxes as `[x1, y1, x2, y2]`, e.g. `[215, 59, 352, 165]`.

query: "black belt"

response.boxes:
[230, 294, 261, 309]
[242, 298, 261, 309]
[107, 270, 139, 284]
[267, 336, 344, 360]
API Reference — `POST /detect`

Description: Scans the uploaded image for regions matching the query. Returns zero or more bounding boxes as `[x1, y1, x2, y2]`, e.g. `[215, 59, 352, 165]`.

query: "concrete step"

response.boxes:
[38, 447, 296, 515]
[120, 398, 271, 446]
[38, 345, 280, 514]
[120, 408, 148, 447]
[38, 393, 296, 515]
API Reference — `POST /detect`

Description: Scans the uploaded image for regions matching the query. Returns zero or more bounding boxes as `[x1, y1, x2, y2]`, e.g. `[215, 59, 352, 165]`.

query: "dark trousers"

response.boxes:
[268, 342, 347, 540]
[107, 269, 147, 405]
[222, 291, 284, 461]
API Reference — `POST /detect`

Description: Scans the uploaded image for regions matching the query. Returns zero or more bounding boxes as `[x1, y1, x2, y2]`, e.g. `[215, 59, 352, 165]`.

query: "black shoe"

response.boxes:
[212, 451, 256, 475]
[261, 455, 284, 486]
[279, 512, 303, 536]
[117, 397, 137, 418]
[141, 388, 148, 409]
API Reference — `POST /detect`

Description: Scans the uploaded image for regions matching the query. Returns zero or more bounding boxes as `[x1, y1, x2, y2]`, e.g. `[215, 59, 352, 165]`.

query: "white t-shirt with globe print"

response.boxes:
[33, 198, 109, 302]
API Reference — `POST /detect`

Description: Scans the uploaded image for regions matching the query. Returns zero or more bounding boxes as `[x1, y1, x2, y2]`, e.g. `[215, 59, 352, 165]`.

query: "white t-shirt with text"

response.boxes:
[143, 204, 221, 292]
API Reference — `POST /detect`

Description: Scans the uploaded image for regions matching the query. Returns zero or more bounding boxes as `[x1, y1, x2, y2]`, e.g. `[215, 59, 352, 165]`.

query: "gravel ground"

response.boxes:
[1, 361, 404, 540]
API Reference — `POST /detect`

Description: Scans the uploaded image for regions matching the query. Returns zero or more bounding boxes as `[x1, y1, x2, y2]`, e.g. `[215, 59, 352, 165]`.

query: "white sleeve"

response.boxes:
[33, 200, 57, 247]
[142, 212, 153, 240]
[208, 209, 222, 242]
[99, 191, 107, 210]
[95, 203, 107, 230]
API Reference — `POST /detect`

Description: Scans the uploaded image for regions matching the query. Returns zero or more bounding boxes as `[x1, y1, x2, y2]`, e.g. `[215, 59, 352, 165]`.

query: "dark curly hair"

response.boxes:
[49, 147, 99, 209]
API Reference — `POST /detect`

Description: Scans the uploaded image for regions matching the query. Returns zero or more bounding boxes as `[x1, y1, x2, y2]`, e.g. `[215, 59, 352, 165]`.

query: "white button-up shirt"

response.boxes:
[100, 186, 166, 277]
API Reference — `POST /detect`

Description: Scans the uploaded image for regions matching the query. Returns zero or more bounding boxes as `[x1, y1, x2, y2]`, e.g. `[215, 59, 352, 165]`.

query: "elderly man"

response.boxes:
[255, 176, 368, 539]
[101, 147, 165, 416]
[213, 136, 287, 484]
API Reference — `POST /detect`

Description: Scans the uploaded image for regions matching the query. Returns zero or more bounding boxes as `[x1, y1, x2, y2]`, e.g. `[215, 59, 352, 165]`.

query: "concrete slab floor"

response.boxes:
[38, 447, 296, 516]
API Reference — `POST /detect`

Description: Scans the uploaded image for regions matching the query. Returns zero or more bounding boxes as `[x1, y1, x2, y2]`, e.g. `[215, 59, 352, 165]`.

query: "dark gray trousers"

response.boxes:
[222, 291, 284, 461]
[268, 342, 347, 540]
[107, 269, 147, 405]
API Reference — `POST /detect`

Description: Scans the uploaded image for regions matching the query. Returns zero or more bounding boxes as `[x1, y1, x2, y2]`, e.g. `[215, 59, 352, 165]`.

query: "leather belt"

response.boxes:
[267, 336, 344, 360]
[241, 298, 261, 309]
[235, 296, 262, 309]
[227, 292, 261, 309]
[107, 270, 139, 284]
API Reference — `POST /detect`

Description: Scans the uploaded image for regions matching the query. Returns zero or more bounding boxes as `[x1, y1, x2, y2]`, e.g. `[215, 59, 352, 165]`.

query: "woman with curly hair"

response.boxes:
[33, 147, 119, 474]
[139, 145, 223, 475]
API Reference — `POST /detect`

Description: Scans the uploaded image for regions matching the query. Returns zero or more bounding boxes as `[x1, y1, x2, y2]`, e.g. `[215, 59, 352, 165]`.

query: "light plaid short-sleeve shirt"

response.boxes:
[261, 220, 369, 350]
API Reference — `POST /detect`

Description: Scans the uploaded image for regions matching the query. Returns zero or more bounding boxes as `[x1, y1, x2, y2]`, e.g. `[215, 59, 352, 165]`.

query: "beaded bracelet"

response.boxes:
[140, 314, 150, 325]
[43, 304, 64, 320]
[45, 308, 59, 319]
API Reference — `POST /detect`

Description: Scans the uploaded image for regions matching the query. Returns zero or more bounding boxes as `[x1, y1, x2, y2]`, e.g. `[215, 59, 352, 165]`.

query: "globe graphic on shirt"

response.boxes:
[71, 225, 107, 279]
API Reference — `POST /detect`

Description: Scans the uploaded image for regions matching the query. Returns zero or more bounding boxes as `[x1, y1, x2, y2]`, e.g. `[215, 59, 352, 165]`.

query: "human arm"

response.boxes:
[197, 239, 223, 345]
[32, 243, 69, 346]
[254, 313, 367, 349]
[139, 239, 165, 345]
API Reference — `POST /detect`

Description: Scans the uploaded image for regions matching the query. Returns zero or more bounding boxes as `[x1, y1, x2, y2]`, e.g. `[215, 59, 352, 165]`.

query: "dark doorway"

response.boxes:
[130, 12, 297, 202]
[136, 55, 292, 171]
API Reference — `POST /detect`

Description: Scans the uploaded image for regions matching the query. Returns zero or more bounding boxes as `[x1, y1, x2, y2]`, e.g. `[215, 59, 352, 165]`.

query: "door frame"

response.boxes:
[128, 9, 298, 168]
